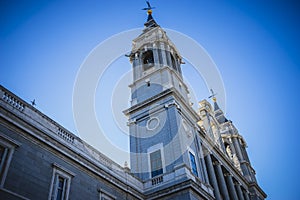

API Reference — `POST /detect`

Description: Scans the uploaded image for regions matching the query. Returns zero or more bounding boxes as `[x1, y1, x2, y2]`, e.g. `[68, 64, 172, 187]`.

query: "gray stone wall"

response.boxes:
[0, 122, 142, 200]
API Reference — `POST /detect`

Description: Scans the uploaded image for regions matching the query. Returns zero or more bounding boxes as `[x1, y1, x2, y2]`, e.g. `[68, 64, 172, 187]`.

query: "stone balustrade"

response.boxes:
[1, 90, 25, 111]
[0, 86, 121, 173]
[151, 175, 163, 186]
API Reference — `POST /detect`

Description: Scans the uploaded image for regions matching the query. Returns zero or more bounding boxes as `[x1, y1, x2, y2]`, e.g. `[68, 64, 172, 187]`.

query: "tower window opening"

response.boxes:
[56, 176, 66, 200]
[171, 54, 177, 71]
[150, 150, 163, 177]
[189, 152, 198, 177]
[145, 78, 150, 87]
[143, 50, 154, 71]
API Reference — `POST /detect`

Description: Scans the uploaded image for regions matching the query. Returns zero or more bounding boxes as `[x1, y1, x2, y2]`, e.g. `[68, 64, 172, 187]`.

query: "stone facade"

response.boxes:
[0, 86, 144, 200]
[0, 10, 266, 200]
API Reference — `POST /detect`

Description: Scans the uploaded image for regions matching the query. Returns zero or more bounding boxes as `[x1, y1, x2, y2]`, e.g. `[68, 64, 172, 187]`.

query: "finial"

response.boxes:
[142, 1, 158, 28]
[142, 1, 155, 14]
[124, 161, 128, 167]
[124, 161, 130, 172]
[208, 89, 217, 101]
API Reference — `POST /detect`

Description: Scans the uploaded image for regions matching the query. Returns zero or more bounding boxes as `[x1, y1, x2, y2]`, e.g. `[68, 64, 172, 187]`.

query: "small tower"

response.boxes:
[128, 9, 188, 106]
[197, 99, 225, 151]
[212, 97, 262, 196]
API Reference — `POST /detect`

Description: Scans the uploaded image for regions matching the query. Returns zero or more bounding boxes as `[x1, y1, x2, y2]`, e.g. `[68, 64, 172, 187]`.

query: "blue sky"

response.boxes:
[1, 0, 300, 199]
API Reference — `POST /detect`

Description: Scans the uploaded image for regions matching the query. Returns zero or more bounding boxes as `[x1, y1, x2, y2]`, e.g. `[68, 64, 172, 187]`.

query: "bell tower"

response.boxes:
[124, 3, 211, 195]
[123, 2, 266, 200]
[128, 13, 188, 106]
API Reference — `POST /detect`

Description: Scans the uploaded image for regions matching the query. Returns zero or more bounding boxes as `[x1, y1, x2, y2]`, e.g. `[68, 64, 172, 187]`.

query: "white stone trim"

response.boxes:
[48, 163, 74, 200]
[0, 187, 30, 200]
[98, 188, 116, 200]
[187, 147, 199, 177]
[0, 133, 20, 187]
[146, 117, 160, 131]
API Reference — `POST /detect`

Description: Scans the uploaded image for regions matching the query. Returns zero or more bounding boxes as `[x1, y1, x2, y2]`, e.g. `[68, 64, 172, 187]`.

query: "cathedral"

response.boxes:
[0, 5, 266, 200]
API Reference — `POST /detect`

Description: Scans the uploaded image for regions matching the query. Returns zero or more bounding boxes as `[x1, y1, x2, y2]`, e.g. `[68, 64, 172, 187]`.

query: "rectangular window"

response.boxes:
[49, 163, 74, 200]
[150, 149, 163, 177]
[99, 190, 115, 200]
[56, 176, 67, 200]
[0, 134, 19, 187]
[189, 152, 198, 177]
[0, 145, 9, 181]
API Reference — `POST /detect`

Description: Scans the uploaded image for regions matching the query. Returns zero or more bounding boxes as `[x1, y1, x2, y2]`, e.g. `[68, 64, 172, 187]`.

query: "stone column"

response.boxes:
[165, 45, 172, 67]
[160, 42, 168, 66]
[224, 173, 238, 200]
[232, 137, 252, 181]
[232, 137, 243, 161]
[229, 138, 237, 156]
[204, 155, 222, 200]
[152, 43, 160, 66]
[136, 53, 143, 80]
[213, 161, 230, 200]
[234, 182, 245, 200]
[132, 55, 138, 80]
[243, 190, 250, 200]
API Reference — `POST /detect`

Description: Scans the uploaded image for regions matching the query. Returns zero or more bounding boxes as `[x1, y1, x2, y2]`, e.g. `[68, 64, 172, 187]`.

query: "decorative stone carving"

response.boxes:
[233, 154, 242, 173]
[146, 117, 160, 131]
[226, 145, 233, 159]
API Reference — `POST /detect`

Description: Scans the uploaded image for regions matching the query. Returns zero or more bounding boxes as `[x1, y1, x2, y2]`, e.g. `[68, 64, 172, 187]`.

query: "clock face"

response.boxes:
[146, 117, 160, 131]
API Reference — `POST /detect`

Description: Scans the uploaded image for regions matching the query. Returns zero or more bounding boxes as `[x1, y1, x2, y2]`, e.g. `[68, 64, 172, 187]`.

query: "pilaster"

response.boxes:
[152, 43, 159, 65]
[160, 42, 168, 65]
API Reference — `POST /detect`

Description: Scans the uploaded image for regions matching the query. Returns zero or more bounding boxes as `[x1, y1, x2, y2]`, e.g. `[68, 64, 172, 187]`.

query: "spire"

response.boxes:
[209, 89, 228, 124]
[208, 89, 220, 111]
[142, 1, 158, 28]
[212, 97, 220, 111]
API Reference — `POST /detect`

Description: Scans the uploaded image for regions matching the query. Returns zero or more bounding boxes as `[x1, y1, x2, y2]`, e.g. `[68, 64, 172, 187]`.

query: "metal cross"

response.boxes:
[142, 1, 155, 11]
[208, 89, 217, 99]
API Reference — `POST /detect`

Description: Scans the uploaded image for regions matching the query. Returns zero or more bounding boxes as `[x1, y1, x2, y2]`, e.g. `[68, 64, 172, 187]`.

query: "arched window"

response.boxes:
[142, 50, 154, 71]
